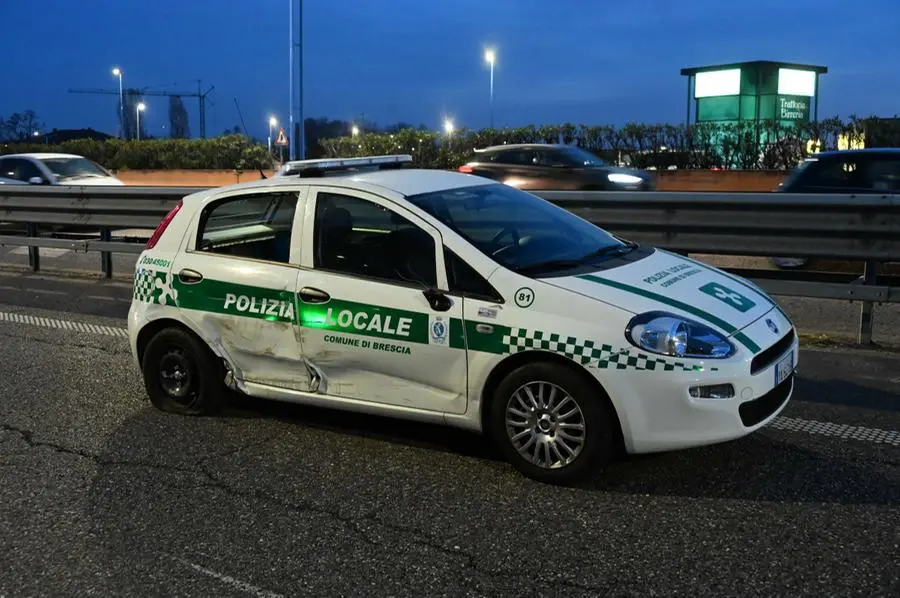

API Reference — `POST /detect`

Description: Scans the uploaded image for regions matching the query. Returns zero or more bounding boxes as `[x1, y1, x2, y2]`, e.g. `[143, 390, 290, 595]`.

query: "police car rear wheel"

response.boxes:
[141, 327, 225, 415]
[490, 362, 616, 484]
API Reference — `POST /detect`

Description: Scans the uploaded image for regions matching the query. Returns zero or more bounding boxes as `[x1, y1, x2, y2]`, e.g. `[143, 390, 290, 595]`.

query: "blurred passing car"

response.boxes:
[771, 148, 900, 268]
[0, 153, 124, 186]
[458, 143, 655, 191]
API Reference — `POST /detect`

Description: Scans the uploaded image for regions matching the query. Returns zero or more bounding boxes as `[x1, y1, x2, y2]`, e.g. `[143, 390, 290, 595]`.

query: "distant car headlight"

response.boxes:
[608, 173, 643, 185]
[624, 311, 735, 359]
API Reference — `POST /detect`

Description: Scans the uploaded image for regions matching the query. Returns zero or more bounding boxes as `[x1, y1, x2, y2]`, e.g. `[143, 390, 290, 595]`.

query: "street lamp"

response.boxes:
[136, 102, 146, 141]
[443, 119, 454, 135]
[484, 48, 496, 129]
[112, 67, 124, 138]
[351, 125, 359, 136]
[268, 116, 277, 152]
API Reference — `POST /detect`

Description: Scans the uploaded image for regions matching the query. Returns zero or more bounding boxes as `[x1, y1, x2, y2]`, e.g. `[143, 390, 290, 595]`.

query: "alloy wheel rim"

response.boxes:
[504, 381, 586, 469]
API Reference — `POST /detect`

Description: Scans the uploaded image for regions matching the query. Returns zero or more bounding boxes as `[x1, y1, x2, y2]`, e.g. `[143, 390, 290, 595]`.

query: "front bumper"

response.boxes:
[601, 316, 799, 454]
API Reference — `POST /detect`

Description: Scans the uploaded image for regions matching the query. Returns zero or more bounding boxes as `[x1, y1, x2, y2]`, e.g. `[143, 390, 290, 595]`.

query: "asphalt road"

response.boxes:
[0, 273, 899, 597]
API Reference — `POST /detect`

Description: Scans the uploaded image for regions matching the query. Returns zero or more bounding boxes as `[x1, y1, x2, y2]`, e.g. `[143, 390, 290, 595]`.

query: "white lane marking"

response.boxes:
[0, 285, 68, 296]
[770, 416, 900, 446]
[167, 555, 284, 598]
[9, 247, 71, 258]
[0, 310, 128, 338]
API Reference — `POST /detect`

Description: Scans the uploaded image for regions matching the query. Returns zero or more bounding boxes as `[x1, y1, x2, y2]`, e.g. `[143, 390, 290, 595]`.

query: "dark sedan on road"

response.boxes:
[458, 143, 656, 191]
[772, 147, 900, 268]
[778, 147, 900, 193]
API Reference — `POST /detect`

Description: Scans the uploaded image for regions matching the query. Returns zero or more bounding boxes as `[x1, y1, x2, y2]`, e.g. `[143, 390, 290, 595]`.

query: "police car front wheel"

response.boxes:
[141, 327, 226, 415]
[489, 362, 618, 484]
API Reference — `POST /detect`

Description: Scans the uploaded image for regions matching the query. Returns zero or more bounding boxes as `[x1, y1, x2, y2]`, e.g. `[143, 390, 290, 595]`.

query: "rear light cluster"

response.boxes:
[458, 164, 474, 173]
[146, 199, 183, 249]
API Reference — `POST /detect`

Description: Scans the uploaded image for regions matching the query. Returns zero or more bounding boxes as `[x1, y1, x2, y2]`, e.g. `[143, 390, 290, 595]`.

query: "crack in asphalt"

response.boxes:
[0, 422, 204, 478]
[187, 464, 608, 593]
[0, 420, 640, 593]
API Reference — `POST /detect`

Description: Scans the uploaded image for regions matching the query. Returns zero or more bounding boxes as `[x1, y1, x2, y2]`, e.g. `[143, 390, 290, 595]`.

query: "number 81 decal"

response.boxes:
[514, 287, 535, 308]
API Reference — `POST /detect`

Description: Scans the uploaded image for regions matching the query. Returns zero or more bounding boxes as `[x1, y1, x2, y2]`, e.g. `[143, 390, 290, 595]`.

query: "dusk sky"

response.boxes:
[2, 0, 898, 140]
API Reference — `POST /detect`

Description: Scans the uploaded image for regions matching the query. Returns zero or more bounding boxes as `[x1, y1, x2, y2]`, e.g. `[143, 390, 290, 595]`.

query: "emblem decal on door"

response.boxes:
[429, 315, 449, 346]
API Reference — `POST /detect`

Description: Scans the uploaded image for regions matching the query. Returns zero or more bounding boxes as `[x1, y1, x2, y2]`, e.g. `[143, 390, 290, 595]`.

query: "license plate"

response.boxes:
[774, 350, 794, 385]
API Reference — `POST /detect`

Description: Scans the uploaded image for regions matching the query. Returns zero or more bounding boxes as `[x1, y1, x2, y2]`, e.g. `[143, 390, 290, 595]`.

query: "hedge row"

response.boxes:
[0, 136, 275, 171]
[320, 116, 898, 171]
[2, 116, 897, 171]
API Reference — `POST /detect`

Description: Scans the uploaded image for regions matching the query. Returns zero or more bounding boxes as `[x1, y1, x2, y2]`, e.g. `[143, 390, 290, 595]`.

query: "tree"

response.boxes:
[118, 89, 147, 140]
[167, 96, 191, 139]
[0, 110, 43, 141]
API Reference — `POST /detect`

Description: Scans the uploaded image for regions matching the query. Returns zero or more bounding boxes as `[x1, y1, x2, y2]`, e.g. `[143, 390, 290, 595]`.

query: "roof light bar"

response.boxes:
[276, 154, 413, 177]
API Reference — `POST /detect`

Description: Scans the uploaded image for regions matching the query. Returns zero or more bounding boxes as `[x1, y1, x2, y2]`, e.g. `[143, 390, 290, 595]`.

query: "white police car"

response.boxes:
[128, 155, 798, 484]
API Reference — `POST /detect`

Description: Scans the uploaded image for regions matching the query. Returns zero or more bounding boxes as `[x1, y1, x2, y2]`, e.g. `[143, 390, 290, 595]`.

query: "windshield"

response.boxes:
[558, 146, 606, 167]
[406, 183, 627, 275]
[39, 157, 112, 180]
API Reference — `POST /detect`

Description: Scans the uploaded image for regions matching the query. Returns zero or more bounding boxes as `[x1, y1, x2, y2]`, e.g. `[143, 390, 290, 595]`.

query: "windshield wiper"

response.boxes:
[513, 242, 639, 275]
[577, 241, 637, 261]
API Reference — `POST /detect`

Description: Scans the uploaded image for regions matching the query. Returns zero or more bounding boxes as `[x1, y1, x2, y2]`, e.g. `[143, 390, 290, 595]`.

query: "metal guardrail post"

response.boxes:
[858, 260, 878, 345]
[26, 224, 39, 272]
[100, 227, 113, 278]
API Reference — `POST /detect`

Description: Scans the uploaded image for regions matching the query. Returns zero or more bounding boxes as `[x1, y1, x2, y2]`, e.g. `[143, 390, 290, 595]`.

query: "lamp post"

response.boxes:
[289, 0, 305, 160]
[112, 67, 124, 138]
[443, 119, 454, 135]
[268, 116, 277, 152]
[136, 102, 146, 141]
[484, 49, 495, 129]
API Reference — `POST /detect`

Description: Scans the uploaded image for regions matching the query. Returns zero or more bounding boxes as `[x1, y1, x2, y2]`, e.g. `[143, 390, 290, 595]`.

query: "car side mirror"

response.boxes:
[422, 287, 453, 312]
[28, 176, 44, 185]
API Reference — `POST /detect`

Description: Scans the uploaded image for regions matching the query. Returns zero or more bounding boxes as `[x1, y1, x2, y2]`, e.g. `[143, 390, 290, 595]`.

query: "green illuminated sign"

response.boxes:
[777, 95, 810, 121]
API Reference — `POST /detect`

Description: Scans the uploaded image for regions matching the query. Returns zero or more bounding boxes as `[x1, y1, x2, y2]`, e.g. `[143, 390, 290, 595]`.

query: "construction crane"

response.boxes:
[69, 81, 216, 138]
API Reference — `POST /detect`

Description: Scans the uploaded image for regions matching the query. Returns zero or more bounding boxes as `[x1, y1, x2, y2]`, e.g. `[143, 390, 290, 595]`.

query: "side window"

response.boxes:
[444, 249, 502, 302]
[534, 150, 569, 167]
[865, 158, 900, 191]
[18, 159, 44, 182]
[805, 158, 863, 188]
[494, 151, 532, 165]
[196, 192, 298, 264]
[0, 158, 27, 181]
[313, 192, 437, 288]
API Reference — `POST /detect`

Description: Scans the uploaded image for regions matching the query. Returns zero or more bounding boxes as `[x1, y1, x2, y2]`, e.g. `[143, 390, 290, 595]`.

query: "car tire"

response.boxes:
[489, 362, 619, 485]
[141, 327, 226, 416]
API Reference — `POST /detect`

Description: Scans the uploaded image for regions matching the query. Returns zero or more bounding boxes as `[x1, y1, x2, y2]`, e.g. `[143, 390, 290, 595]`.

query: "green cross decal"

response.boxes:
[699, 282, 756, 313]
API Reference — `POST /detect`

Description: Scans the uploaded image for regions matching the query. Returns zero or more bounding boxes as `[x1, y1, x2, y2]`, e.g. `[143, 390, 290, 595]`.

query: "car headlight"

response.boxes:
[624, 311, 736, 359]
[608, 173, 643, 185]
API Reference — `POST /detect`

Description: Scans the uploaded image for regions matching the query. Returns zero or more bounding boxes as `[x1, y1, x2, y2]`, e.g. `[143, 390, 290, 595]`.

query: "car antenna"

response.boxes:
[232, 97, 268, 179]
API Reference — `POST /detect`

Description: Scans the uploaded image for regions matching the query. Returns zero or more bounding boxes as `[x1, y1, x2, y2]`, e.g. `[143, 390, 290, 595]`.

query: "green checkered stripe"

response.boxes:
[132, 268, 178, 306]
[502, 328, 708, 372]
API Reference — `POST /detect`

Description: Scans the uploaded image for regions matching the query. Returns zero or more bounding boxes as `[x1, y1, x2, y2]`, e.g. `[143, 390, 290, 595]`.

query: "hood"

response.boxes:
[542, 248, 776, 345]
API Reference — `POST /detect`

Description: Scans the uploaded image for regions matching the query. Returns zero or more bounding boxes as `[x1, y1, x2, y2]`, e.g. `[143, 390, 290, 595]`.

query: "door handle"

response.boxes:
[298, 286, 330, 304]
[475, 324, 494, 334]
[178, 268, 203, 284]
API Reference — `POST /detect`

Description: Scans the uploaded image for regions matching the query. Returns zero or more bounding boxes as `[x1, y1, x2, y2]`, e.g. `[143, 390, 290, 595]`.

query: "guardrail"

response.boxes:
[1, 185, 898, 343]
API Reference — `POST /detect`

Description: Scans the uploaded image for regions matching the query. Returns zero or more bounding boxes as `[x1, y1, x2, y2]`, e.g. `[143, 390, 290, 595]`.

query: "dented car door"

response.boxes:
[293, 185, 469, 414]
[169, 187, 311, 391]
